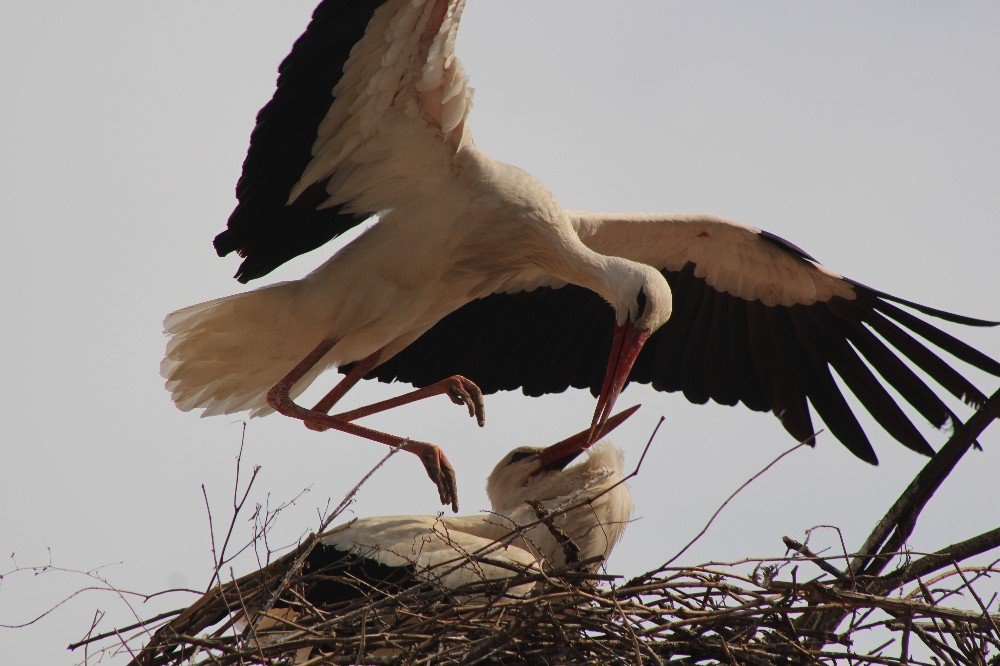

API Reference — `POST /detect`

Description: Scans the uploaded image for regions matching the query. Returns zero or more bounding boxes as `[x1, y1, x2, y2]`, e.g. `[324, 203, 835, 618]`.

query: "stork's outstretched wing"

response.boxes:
[214, 0, 473, 281]
[359, 212, 1000, 463]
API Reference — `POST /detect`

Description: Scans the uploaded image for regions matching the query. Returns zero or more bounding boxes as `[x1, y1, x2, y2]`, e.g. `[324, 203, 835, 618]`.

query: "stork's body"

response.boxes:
[128, 420, 634, 666]
[164, 0, 1000, 509]
[312, 439, 632, 592]
[171, 146, 651, 396]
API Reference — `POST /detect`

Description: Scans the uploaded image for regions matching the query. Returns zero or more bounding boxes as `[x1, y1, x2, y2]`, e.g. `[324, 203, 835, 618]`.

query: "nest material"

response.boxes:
[77, 390, 1000, 665]
[107, 545, 1000, 665]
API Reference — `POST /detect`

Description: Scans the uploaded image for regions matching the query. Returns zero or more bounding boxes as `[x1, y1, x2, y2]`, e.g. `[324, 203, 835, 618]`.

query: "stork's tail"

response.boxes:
[161, 281, 332, 417]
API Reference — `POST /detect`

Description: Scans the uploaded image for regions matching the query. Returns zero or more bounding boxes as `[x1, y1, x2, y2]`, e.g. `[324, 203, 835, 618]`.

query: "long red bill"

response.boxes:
[536, 404, 641, 469]
[587, 323, 650, 447]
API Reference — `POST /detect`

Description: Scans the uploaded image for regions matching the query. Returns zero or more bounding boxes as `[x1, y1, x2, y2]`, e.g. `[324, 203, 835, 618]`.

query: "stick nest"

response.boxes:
[68, 389, 1000, 665]
[120, 541, 1000, 665]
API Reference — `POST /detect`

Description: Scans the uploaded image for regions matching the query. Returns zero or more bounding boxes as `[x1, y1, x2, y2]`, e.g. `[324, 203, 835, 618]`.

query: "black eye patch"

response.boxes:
[509, 450, 535, 464]
[636, 288, 648, 319]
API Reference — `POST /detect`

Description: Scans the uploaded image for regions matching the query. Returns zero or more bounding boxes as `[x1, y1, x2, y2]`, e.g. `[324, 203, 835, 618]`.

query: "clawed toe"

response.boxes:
[418, 446, 459, 512]
[447, 376, 486, 427]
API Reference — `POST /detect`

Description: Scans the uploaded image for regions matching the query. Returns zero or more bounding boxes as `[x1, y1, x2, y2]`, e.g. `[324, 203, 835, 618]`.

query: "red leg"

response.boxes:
[313, 417, 460, 512]
[328, 375, 486, 427]
[266, 337, 339, 420]
[302, 346, 485, 427]
[310, 352, 382, 415]
[266, 341, 461, 510]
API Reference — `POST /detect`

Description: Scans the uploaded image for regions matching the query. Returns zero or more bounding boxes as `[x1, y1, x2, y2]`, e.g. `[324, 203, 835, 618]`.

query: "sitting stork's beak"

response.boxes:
[536, 404, 640, 471]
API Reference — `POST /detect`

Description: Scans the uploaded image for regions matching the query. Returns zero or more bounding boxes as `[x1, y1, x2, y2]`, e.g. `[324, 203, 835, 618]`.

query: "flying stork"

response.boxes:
[128, 413, 635, 666]
[162, 0, 1000, 510]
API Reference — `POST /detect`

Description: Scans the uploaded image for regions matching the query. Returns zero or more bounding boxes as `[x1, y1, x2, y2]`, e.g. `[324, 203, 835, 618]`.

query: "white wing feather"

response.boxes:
[289, 0, 472, 215]
[571, 211, 857, 307]
[319, 514, 539, 594]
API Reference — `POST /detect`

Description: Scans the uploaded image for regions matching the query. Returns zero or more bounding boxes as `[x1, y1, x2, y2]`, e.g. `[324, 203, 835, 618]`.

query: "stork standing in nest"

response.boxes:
[163, 0, 1000, 510]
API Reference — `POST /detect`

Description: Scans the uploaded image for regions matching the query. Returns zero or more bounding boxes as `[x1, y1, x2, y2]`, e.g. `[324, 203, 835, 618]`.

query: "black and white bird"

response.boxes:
[304, 420, 634, 596]
[128, 414, 635, 666]
[162, 0, 999, 509]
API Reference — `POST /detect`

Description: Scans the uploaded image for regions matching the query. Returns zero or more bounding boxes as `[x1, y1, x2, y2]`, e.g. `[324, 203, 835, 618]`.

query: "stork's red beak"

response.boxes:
[536, 404, 640, 470]
[588, 323, 650, 447]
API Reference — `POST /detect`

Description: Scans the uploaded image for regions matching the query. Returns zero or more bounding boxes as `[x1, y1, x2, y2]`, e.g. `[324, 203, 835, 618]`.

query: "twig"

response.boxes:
[850, 388, 1000, 579]
[783, 536, 845, 580]
[950, 562, 1000, 639]
[251, 448, 400, 627]
[207, 436, 261, 590]
[526, 499, 580, 565]
[874, 527, 1000, 594]
[661, 438, 812, 569]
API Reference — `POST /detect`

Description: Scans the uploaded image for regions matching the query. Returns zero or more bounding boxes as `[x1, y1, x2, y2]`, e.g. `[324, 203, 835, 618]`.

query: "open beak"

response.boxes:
[536, 404, 640, 471]
[588, 322, 650, 447]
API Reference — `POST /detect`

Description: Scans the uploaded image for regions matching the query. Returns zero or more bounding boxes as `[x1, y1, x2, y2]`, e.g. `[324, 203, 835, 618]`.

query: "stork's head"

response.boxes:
[486, 405, 638, 514]
[590, 261, 672, 445]
[486, 438, 635, 568]
[610, 261, 673, 333]
[486, 445, 575, 514]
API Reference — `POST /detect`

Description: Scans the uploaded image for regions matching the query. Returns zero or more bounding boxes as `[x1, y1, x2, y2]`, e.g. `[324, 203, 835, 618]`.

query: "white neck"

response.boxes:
[539, 230, 643, 322]
[492, 444, 634, 570]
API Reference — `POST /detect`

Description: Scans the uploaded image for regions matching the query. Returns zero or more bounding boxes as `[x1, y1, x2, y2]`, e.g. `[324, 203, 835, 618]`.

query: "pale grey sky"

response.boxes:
[2, 2, 999, 663]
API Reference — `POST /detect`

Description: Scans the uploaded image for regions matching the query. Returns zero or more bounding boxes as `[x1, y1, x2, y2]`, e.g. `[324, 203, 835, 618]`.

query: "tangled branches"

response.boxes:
[73, 534, 1000, 665]
[64, 389, 1000, 664]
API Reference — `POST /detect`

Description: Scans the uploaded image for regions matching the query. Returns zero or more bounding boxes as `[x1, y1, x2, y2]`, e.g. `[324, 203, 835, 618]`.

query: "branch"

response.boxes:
[802, 387, 1000, 642]
[526, 499, 580, 566]
[849, 387, 1000, 579]
[782, 536, 845, 580]
[873, 526, 1000, 594]
[660, 438, 812, 570]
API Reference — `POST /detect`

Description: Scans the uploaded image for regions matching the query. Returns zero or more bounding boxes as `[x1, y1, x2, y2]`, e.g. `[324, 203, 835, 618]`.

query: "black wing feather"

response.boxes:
[871, 299, 1000, 378]
[753, 301, 816, 443]
[301, 543, 418, 605]
[826, 299, 955, 430]
[727, 297, 769, 412]
[678, 283, 716, 405]
[648, 264, 699, 394]
[865, 310, 988, 407]
[774, 306, 875, 462]
[214, 0, 392, 282]
[799, 306, 932, 456]
[703, 294, 739, 407]
[357, 263, 998, 463]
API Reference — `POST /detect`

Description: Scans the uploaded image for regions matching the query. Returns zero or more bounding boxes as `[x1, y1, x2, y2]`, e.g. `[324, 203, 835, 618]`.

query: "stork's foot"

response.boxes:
[444, 375, 486, 427]
[409, 442, 459, 512]
[300, 412, 460, 511]
[307, 375, 487, 428]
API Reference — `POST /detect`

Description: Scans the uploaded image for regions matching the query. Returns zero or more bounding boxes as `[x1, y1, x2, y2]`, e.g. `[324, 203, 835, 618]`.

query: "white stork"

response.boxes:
[162, 0, 999, 509]
[128, 413, 635, 666]
[304, 413, 635, 598]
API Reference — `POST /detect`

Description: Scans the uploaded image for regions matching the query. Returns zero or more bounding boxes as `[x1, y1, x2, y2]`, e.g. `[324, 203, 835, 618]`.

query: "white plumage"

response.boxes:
[126, 420, 635, 666]
[320, 440, 632, 592]
[163, 0, 999, 507]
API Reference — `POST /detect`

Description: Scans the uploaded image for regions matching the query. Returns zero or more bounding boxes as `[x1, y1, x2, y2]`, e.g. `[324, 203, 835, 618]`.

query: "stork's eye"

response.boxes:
[508, 451, 534, 464]
[635, 288, 648, 320]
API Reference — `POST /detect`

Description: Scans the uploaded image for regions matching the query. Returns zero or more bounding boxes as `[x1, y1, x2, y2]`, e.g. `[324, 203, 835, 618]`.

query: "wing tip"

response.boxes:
[852, 444, 880, 466]
[213, 229, 236, 258]
[851, 279, 1000, 328]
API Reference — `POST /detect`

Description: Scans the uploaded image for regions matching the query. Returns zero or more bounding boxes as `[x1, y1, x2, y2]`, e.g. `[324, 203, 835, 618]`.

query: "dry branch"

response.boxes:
[70, 547, 1000, 665]
[47, 393, 1000, 664]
